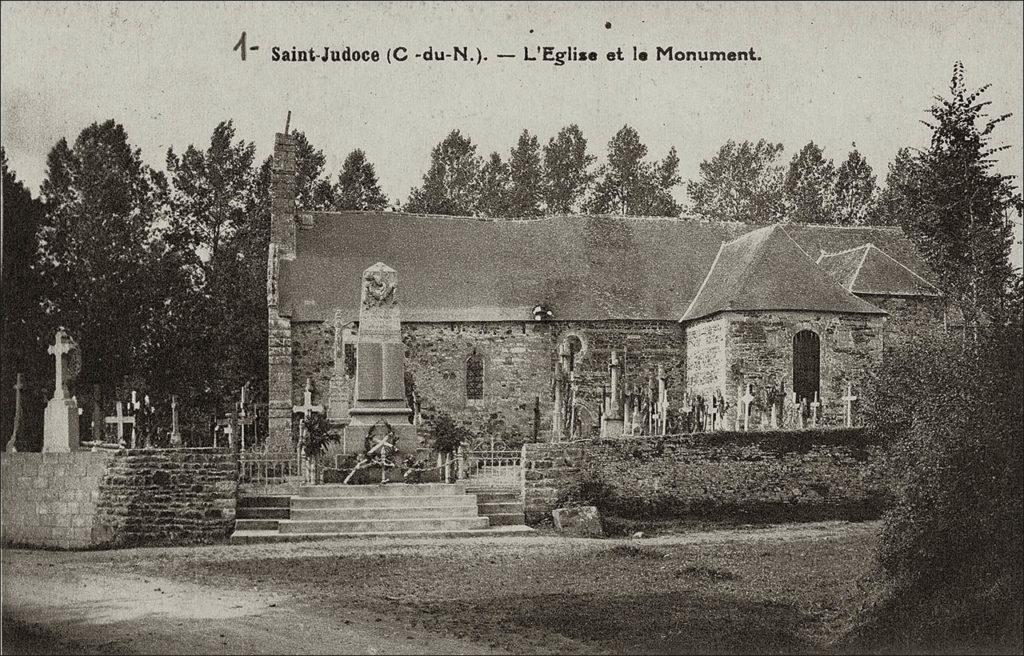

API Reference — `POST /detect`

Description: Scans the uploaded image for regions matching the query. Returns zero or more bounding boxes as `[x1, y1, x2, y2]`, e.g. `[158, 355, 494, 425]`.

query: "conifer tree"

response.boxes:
[333, 149, 388, 211]
[832, 149, 878, 226]
[543, 125, 596, 214]
[405, 130, 481, 215]
[506, 130, 544, 217]
[783, 142, 836, 223]
[476, 152, 510, 218]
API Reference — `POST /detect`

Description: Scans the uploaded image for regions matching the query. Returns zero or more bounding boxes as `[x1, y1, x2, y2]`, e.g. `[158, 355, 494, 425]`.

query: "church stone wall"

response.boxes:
[721, 311, 884, 426]
[861, 294, 945, 351]
[683, 317, 729, 402]
[284, 319, 687, 445]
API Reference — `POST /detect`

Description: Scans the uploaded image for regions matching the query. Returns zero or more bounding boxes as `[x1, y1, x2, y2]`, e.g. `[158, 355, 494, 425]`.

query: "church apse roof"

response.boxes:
[278, 212, 930, 323]
[817, 243, 940, 297]
[680, 224, 887, 322]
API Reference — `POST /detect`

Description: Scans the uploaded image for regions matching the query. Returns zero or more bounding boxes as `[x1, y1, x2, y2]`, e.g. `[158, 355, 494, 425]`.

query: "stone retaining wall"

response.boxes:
[1, 448, 237, 549]
[523, 429, 887, 524]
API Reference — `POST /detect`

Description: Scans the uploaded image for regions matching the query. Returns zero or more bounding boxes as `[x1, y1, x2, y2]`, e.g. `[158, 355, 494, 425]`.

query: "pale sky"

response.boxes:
[2, 1, 1022, 264]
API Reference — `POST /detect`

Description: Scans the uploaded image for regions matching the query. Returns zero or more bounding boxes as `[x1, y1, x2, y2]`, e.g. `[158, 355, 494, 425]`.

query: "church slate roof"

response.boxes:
[817, 243, 941, 297]
[277, 212, 932, 323]
[680, 225, 887, 322]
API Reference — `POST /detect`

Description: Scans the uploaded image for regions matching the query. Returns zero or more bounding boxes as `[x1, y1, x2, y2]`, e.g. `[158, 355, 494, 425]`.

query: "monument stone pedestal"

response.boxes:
[344, 262, 417, 477]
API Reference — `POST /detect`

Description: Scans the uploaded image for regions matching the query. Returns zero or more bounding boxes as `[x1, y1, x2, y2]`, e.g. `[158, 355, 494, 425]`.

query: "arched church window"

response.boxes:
[466, 351, 484, 400]
[792, 330, 821, 403]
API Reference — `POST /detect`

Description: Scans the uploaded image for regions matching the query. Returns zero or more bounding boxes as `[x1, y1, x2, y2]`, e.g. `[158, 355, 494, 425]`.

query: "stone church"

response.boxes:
[264, 132, 945, 453]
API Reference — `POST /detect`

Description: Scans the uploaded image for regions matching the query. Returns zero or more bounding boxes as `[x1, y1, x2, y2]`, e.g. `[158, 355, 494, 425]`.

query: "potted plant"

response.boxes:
[299, 413, 340, 484]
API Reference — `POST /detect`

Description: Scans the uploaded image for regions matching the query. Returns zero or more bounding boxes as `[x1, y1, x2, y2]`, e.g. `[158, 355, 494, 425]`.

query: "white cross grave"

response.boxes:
[841, 383, 858, 428]
[293, 378, 324, 471]
[740, 384, 755, 432]
[104, 401, 135, 447]
[810, 392, 821, 427]
[170, 395, 182, 446]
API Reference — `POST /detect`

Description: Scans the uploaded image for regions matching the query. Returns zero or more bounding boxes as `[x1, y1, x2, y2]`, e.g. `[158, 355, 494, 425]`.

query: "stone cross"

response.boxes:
[170, 395, 182, 446]
[43, 331, 81, 452]
[810, 392, 821, 427]
[48, 331, 75, 400]
[657, 365, 667, 435]
[740, 384, 755, 432]
[6, 373, 23, 453]
[104, 401, 134, 447]
[293, 377, 324, 448]
[841, 383, 858, 428]
[608, 351, 622, 420]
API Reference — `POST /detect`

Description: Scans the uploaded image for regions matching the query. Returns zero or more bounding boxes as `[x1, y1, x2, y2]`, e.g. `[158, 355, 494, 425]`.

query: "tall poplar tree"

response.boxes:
[687, 139, 785, 223]
[405, 130, 482, 215]
[543, 125, 596, 214]
[506, 130, 544, 217]
[333, 149, 388, 211]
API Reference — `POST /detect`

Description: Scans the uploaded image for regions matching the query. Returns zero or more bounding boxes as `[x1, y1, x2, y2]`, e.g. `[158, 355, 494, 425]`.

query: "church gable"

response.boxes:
[818, 243, 940, 298]
[680, 225, 886, 322]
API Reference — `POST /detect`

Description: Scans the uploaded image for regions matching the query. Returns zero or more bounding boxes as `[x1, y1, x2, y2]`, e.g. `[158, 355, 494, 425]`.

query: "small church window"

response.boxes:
[792, 330, 821, 403]
[466, 351, 484, 400]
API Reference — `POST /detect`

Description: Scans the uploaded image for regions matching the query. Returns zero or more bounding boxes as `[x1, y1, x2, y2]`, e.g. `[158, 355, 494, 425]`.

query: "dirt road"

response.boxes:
[2, 521, 879, 654]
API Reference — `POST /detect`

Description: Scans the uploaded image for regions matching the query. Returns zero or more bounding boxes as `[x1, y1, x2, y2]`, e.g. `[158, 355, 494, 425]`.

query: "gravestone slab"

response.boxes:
[552, 506, 604, 536]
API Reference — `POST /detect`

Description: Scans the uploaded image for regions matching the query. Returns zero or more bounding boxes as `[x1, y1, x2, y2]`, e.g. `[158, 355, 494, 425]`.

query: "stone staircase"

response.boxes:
[466, 484, 526, 526]
[230, 483, 532, 543]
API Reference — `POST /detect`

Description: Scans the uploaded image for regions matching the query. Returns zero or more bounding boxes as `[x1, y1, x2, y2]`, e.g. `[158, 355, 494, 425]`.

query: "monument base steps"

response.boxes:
[231, 483, 532, 543]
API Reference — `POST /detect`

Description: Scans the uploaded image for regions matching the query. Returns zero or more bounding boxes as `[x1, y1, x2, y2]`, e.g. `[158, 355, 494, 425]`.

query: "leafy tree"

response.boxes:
[506, 130, 544, 217]
[867, 147, 920, 226]
[165, 120, 256, 276]
[543, 124, 596, 214]
[903, 62, 1022, 332]
[687, 139, 785, 223]
[292, 131, 334, 211]
[647, 146, 683, 217]
[832, 149, 878, 226]
[853, 329, 1023, 653]
[587, 125, 682, 216]
[783, 142, 836, 223]
[333, 149, 388, 211]
[405, 130, 481, 215]
[37, 120, 165, 396]
[476, 152, 510, 218]
[1, 149, 48, 450]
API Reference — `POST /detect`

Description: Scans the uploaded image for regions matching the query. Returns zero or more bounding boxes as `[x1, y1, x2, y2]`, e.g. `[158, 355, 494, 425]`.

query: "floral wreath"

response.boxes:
[364, 420, 398, 468]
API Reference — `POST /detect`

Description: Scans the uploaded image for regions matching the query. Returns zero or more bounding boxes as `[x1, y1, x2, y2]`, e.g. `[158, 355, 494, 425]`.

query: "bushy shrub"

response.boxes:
[424, 412, 471, 455]
[851, 328, 1023, 652]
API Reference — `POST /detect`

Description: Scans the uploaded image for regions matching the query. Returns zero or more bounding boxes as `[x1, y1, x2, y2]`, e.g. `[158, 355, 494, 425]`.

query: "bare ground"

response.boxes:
[1, 520, 882, 655]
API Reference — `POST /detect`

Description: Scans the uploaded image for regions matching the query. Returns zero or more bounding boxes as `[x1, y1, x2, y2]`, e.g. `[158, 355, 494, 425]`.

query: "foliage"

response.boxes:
[855, 328, 1023, 652]
[888, 62, 1022, 332]
[587, 125, 682, 216]
[542, 124, 596, 214]
[404, 130, 481, 215]
[687, 139, 785, 223]
[832, 149, 877, 225]
[783, 141, 836, 224]
[424, 412, 471, 455]
[37, 120, 168, 398]
[333, 149, 388, 211]
[506, 130, 544, 217]
[292, 130, 335, 211]
[476, 151, 511, 218]
[1, 149, 48, 450]
[299, 412, 340, 460]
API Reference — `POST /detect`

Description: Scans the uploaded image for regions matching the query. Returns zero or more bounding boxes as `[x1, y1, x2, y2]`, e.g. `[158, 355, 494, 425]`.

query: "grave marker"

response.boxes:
[104, 401, 134, 447]
[170, 395, 183, 446]
[7, 373, 23, 453]
[43, 330, 80, 452]
[740, 384, 755, 432]
[841, 382, 858, 428]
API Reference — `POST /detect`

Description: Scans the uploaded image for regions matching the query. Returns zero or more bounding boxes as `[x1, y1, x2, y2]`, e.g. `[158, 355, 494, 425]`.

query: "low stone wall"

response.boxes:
[523, 429, 887, 525]
[1, 451, 117, 549]
[1, 448, 238, 549]
[95, 448, 238, 547]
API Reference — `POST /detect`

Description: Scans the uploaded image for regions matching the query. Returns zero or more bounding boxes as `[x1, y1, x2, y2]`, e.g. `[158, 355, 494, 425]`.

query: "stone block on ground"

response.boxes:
[552, 505, 603, 536]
